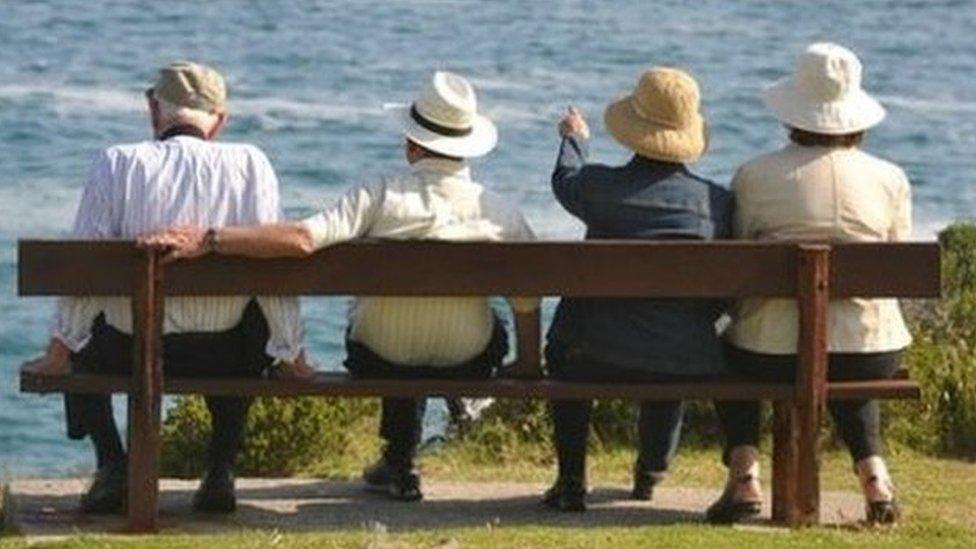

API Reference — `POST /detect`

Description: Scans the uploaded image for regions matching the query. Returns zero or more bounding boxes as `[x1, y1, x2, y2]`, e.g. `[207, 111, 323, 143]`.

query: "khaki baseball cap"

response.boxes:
[148, 61, 227, 112]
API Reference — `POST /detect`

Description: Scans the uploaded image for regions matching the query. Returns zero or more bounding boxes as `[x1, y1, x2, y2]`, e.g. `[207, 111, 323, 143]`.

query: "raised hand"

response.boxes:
[559, 105, 590, 139]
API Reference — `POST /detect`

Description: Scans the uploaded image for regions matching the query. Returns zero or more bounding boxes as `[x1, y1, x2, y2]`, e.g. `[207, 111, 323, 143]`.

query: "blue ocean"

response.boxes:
[1, 0, 974, 476]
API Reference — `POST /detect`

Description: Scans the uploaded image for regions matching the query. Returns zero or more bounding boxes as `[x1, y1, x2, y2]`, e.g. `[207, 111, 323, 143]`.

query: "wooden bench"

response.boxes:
[17, 239, 939, 532]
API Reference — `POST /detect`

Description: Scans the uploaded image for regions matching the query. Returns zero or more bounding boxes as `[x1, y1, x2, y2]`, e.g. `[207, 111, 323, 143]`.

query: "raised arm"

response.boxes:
[551, 106, 592, 220]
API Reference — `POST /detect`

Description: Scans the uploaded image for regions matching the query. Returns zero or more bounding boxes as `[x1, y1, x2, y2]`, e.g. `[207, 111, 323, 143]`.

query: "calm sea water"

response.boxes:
[1, 0, 974, 476]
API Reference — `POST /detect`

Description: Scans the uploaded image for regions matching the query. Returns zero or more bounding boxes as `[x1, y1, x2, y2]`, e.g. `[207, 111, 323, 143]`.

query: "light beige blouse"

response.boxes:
[725, 143, 913, 354]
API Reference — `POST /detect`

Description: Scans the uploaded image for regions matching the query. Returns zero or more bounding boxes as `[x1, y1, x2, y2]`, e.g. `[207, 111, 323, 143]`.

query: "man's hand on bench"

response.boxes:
[270, 351, 317, 381]
[24, 339, 72, 376]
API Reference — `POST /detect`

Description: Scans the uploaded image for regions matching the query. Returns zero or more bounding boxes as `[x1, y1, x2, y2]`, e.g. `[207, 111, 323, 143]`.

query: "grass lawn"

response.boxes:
[1, 443, 973, 548]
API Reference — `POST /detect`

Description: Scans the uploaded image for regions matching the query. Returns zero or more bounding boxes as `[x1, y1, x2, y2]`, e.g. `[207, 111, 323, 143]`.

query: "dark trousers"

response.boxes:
[66, 301, 273, 472]
[343, 319, 508, 471]
[546, 345, 694, 482]
[715, 344, 902, 464]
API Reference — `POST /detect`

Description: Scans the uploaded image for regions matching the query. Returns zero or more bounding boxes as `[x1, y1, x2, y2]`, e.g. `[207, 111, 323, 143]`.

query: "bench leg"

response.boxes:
[772, 400, 799, 525]
[793, 245, 829, 527]
[126, 251, 164, 533]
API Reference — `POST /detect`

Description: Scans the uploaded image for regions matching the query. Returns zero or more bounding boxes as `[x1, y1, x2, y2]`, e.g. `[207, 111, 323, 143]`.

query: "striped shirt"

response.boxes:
[301, 157, 537, 366]
[52, 134, 304, 362]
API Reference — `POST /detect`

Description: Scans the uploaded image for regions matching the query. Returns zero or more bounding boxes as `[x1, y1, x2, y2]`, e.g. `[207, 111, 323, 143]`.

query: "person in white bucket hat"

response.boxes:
[141, 70, 539, 502]
[708, 43, 912, 525]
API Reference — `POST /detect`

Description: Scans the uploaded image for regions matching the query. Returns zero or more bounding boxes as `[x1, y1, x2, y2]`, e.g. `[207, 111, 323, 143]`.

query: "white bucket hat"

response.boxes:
[389, 71, 498, 158]
[763, 42, 885, 135]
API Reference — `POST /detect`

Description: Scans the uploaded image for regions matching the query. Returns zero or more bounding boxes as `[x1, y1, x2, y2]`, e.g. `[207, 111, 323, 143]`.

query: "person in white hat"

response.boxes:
[141, 71, 539, 502]
[709, 43, 912, 525]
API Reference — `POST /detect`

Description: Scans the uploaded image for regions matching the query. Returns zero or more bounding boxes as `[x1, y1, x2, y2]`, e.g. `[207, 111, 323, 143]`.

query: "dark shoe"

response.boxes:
[362, 457, 423, 502]
[193, 468, 236, 513]
[363, 457, 395, 490]
[542, 477, 586, 512]
[705, 479, 762, 524]
[866, 499, 901, 525]
[632, 469, 664, 501]
[80, 463, 127, 514]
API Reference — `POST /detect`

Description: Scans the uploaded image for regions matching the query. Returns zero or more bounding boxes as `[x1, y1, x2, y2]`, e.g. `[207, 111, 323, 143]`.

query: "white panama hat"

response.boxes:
[763, 42, 885, 135]
[388, 71, 498, 158]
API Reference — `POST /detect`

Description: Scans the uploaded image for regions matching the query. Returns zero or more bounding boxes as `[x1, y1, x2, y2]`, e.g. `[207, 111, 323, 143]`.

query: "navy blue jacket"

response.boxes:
[546, 136, 732, 377]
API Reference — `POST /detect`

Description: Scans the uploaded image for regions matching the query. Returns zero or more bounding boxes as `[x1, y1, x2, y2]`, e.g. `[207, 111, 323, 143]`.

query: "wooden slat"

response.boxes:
[831, 242, 941, 298]
[19, 368, 921, 401]
[18, 239, 798, 297]
[827, 378, 921, 400]
[17, 239, 940, 298]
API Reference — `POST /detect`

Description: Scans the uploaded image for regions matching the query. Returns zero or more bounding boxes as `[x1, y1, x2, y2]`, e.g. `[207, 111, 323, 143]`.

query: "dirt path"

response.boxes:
[7, 478, 864, 540]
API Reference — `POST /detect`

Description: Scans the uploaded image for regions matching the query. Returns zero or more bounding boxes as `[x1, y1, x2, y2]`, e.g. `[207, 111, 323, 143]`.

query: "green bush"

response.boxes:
[887, 223, 976, 456]
[161, 396, 379, 478]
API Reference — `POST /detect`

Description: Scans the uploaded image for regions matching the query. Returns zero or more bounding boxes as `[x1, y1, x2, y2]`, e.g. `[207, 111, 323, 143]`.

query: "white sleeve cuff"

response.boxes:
[299, 214, 330, 251]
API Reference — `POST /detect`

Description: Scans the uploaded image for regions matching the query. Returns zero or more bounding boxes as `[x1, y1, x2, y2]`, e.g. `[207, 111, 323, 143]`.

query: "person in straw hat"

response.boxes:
[542, 68, 732, 512]
[142, 71, 539, 502]
[709, 42, 911, 525]
[27, 61, 307, 514]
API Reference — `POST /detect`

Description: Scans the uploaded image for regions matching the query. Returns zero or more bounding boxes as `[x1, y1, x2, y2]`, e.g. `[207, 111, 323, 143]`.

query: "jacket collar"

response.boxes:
[412, 157, 471, 180]
[627, 154, 686, 175]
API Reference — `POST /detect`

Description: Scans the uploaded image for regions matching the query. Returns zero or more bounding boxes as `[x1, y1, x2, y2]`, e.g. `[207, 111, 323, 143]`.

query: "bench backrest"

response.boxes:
[18, 239, 940, 298]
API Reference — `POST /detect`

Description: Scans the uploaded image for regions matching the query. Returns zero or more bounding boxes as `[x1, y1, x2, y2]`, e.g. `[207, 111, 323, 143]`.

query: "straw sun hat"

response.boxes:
[389, 71, 498, 158]
[763, 42, 885, 135]
[604, 67, 708, 163]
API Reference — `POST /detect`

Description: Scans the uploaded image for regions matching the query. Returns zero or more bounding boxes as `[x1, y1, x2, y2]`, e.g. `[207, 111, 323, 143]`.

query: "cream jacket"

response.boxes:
[301, 158, 537, 366]
[725, 144, 913, 354]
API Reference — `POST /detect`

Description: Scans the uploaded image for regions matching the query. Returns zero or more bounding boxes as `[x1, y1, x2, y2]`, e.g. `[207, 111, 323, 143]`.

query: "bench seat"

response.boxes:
[20, 366, 920, 401]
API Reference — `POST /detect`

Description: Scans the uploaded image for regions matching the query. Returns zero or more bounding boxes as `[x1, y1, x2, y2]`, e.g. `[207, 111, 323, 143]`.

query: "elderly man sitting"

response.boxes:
[142, 71, 538, 502]
[29, 61, 307, 514]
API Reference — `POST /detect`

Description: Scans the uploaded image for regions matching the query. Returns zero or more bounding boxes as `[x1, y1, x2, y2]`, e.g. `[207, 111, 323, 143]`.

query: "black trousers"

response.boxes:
[66, 300, 273, 471]
[715, 344, 902, 464]
[343, 319, 508, 471]
[546, 344, 697, 482]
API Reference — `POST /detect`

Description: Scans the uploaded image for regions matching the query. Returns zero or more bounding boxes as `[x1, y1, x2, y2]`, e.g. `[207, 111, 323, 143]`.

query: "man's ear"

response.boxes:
[207, 111, 229, 140]
[148, 98, 162, 138]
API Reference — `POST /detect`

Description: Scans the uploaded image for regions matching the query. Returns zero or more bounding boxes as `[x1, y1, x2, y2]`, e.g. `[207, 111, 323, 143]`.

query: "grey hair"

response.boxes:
[154, 96, 220, 133]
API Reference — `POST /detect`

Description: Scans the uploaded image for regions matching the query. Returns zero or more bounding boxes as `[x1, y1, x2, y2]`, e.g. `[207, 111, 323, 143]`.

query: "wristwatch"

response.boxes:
[203, 228, 219, 254]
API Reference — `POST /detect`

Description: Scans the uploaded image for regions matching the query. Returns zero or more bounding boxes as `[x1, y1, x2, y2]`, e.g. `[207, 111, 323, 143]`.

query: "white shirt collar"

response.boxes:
[412, 157, 471, 180]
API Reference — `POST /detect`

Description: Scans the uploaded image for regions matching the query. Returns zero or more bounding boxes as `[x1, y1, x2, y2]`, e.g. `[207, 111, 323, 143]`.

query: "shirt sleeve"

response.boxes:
[248, 149, 307, 362]
[51, 150, 117, 351]
[299, 180, 384, 250]
[551, 135, 589, 219]
[729, 167, 751, 239]
[890, 171, 913, 242]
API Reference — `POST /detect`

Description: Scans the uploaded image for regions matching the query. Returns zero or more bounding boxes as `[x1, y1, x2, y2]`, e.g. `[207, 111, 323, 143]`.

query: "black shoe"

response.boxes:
[631, 469, 664, 501]
[193, 468, 237, 513]
[80, 463, 127, 515]
[866, 499, 901, 525]
[362, 457, 423, 502]
[542, 477, 586, 512]
[705, 482, 762, 524]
